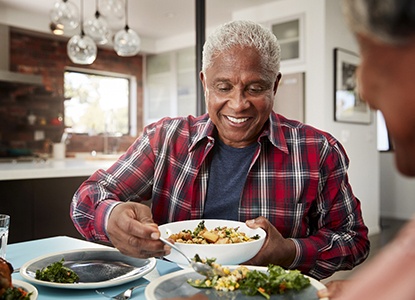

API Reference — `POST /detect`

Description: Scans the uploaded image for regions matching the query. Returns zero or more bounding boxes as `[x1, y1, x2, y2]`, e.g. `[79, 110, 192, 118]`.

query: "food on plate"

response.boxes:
[188, 257, 310, 299]
[0, 258, 32, 300]
[0, 286, 32, 300]
[35, 258, 79, 283]
[0, 258, 13, 296]
[168, 220, 260, 244]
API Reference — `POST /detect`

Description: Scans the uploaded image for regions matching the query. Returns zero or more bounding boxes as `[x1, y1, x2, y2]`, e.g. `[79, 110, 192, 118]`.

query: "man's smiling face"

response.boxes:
[201, 46, 280, 148]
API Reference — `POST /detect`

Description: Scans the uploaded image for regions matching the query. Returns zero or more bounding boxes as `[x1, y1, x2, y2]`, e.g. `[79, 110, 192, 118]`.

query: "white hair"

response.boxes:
[202, 20, 281, 81]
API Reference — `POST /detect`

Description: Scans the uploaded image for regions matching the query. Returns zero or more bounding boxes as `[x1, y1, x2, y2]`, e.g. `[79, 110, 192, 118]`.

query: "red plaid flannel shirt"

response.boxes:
[71, 112, 369, 279]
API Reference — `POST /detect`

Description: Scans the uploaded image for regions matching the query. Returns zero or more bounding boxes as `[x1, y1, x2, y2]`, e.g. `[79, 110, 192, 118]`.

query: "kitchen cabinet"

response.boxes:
[273, 72, 305, 122]
[145, 47, 196, 125]
[0, 176, 87, 243]
[270, 15, 304, 63]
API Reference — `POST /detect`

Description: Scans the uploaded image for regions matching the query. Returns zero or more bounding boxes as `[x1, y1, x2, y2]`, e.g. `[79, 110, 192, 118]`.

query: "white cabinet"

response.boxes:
[270, 16, 304, 64]
[177, 47, 197, 117]
[145, 47, 196, 126]
[146, 52, 172, 123]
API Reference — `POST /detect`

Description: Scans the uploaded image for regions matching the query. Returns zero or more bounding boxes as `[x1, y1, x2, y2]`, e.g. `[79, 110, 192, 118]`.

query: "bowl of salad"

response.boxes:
[158, 219, 266, 266]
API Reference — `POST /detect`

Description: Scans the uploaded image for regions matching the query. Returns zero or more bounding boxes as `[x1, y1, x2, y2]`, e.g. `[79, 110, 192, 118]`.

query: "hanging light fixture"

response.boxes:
[50, 0, 79, 32]
[84, 0, 111, 45]
[113, 0, 141, 57]
[98, 0, 124, 20]
[67, 0, 97, 65]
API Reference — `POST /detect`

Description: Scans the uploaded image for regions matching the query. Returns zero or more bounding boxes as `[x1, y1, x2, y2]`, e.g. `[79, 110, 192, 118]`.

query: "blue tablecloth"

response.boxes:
[8, 236, 182, 299]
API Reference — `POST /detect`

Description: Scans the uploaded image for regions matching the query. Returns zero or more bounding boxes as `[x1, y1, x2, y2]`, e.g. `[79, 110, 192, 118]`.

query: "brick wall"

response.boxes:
[0, 29, 142, 156]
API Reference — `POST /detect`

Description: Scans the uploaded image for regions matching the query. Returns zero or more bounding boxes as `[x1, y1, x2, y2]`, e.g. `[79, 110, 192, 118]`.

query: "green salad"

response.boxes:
[239, 265, 311, 298]
[35, 259, 79, 284]
[188, 261, 310, 299]
[0, 287, 32, 300]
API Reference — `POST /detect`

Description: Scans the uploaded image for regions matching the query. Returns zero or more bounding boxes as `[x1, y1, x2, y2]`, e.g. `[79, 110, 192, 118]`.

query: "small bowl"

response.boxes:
[158, 219, 266, 266]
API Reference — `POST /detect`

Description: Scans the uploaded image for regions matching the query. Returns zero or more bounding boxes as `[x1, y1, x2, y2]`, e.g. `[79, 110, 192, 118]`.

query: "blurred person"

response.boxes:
[318, 0, 415, 299]
[71, 20, 369, 280]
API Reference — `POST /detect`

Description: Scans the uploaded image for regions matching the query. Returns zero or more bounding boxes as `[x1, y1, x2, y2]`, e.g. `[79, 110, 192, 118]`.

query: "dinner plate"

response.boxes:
[20, 248, 156, 289]
[13, 279, 38, 300]
[145, 266, 328, 300]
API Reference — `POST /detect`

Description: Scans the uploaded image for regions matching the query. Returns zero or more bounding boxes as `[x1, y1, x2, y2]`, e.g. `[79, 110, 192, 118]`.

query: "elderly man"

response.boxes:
[71, 20, 369, 280]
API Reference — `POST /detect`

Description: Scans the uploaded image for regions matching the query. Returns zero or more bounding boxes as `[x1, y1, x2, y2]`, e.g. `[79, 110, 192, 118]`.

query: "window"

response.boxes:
[145, 47, 196, 126]
[377, 110, 393, 152]
[64, 68, 136, 136]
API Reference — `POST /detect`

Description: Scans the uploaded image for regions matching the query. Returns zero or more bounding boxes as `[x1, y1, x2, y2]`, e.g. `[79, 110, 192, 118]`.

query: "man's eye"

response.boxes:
[247, 86, 265, 93]
[216, 84, 232, 92]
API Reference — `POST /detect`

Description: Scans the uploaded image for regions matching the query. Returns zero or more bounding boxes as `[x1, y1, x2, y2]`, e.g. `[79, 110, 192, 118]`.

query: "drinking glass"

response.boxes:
[0, 214, 10, 259]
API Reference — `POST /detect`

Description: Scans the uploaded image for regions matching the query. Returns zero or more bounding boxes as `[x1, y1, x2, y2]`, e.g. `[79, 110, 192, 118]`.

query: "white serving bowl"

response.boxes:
[158, 219, 266, 266]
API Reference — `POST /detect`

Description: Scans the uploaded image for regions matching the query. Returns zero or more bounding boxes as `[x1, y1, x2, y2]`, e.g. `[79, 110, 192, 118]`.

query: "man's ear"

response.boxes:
[273, 72, 282, 95]
[199, 71, 206, 89]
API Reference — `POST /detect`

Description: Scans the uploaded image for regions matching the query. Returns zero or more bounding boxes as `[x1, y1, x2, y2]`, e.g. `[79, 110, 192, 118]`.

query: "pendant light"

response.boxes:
[113, 0, 141, 57]
[67, 0, 97, 65]
[84, 0, 111, 45]
[50, 0, 79, 32]
[99, 0, 124, 20]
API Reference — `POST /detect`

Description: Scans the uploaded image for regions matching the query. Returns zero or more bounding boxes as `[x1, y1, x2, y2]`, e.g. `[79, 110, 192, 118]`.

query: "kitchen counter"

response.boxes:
[0, 158, 115, 181]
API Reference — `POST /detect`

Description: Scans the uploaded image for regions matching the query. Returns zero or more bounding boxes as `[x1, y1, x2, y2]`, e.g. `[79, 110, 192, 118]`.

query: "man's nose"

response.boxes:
[227, 89, 249, 111]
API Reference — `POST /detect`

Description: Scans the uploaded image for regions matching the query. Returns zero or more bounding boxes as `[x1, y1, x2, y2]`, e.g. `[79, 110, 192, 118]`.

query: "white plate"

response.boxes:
[145, 266, 328, 300]
[20, 248, 156, 289]
[13, 279, 38, 300]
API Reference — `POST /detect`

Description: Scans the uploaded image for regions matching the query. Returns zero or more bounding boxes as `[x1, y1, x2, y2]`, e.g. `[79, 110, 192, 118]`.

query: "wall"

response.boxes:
[234, 0, 380, 235]
[0, 28, 143, 155]
[324, 1, 380, 234]
[380, 152, 415, 220]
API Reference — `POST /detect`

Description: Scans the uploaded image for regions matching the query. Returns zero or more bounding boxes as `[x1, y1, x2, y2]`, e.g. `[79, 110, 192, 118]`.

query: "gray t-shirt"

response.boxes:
[203, 139, 257, 220]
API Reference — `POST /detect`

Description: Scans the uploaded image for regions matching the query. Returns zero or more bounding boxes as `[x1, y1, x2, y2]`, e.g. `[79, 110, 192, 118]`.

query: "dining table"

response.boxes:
[8, 235, 183, 300]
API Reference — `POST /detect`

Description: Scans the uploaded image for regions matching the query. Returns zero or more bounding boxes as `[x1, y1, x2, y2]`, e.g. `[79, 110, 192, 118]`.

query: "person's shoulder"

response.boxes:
[147, 114, 208, 129]
[275, 113, 340, 146]
[143, 115, 210, 144]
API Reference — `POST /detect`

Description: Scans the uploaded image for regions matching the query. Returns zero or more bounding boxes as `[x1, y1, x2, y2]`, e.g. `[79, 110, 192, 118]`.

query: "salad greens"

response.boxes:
[239, 265, 311, 299]
[188, 263, 310, 299]
[35, 258, 79, 284]
[0, 287, 32, 300]
[193, 220, 206, 236]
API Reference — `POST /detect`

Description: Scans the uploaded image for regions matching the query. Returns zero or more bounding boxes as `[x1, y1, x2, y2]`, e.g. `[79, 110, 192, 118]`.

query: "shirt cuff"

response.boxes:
[94, 200, 122, 241]
[287, 238, 301, 269]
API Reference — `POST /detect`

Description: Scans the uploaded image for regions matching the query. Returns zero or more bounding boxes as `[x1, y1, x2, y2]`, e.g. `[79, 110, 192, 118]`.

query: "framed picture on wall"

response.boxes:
[334, 48, 371, 124]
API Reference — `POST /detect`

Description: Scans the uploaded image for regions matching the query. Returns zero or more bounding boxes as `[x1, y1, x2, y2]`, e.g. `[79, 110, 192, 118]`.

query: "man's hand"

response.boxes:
[106, 202, 170, 258]
[243, 216, 296, 267]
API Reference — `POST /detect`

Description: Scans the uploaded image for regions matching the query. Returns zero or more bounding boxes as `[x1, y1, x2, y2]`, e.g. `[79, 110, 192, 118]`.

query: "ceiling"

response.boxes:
[0, 0, 278, 51]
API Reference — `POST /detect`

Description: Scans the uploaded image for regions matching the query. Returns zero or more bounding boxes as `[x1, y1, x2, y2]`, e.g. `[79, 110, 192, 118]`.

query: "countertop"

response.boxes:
[0, 158, 116, 181]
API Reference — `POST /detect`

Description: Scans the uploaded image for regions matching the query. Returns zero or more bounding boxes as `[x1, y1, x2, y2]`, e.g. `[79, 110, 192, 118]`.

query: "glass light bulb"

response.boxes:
[84, 13, 111, 45]
[113, 27, 141, 57]
[67, 34, 97, 65]
[50, 0, 79, 31]
[99, 0, 124, 19]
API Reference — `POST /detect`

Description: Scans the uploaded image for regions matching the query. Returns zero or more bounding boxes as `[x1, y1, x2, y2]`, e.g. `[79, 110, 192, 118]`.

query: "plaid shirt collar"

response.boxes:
[189, 112, 289, 154]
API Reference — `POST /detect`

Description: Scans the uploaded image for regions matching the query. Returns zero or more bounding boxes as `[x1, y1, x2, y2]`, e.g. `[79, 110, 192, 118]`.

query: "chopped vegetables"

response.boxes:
[187, 258, 310, 299]
[35, 259, 79, 284]
[239, 265, 311, 299]
[0, 257, 32, 300]
[169, 220, 260, 244]
[0, 287, 31, 300]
